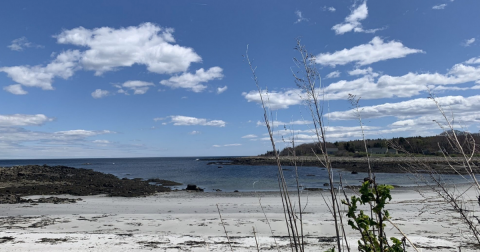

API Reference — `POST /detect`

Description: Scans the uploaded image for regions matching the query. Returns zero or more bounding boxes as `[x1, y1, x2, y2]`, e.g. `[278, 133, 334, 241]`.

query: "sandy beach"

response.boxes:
[1, 187, 479, 251]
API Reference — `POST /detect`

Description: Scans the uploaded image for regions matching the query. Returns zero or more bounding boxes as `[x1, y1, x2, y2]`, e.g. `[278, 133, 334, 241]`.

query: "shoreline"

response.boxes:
[205, 156, 480, 174]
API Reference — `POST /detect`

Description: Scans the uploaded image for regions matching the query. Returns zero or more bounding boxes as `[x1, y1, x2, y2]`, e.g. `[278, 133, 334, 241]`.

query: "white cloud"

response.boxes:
[4, 84, 27, 95]
[325, 70, 341, 79]
[213, 144, 242, 147]
[91, 89, 109, 99]
[326, 95, 480, 121]
[243, 60, 480, 108]
[390, 112, 480, 131]
[169, 115, 226, 127]
[0, 50, 81, 91]
[256, 120, 310, 127]
[331, 1, 382, 35]
[294, 10, 307, 23]
[55, 129, 112, 137]
[120, 80, 154, 95]
[242, 134, 258, 138]
[242, 89, 303, 110]
[55, 23, 201, 75]
[0, 114, 53, 127]
[7, 37, 43, 51]
[153, 117, 165, 121]
[315, 37, 424, 67]
[462, 38, 475, 47]
[348, 67, 379, 77]
[0, 128, 113, 148]
[323, 6, 336, 12]
[432, 4, 447, 10]
[159, 67, 223, 92]
[217, 85, 228, 94]
[189, 130, 201, 135]
[465, 57, 480, 65]
[93, 140, 110, 144]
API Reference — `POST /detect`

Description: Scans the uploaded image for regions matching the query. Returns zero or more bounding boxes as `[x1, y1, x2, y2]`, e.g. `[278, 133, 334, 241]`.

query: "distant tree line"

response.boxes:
[260, 131, 480, 157]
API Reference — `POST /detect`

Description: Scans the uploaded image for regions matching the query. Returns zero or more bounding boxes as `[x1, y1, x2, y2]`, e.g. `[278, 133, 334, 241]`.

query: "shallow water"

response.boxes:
[0, 157, 474, 192]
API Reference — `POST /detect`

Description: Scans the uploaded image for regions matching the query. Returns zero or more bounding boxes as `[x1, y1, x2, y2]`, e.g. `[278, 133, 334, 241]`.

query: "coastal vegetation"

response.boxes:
[248, 40, 479, 251]
[260, 133, 480, 158]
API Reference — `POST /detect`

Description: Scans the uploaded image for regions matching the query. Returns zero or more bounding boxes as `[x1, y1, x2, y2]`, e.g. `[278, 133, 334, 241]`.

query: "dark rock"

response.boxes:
[0, 165, 175, 201]
[186, 184, 204, 192]
[351, 171, 358, 174]
[186, 184, 198, 190]
[234, 190, 239, 192]
[323, 183, 329, 186]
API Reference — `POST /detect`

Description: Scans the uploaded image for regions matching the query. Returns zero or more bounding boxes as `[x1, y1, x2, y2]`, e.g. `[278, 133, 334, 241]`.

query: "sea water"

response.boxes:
[0, 157, 472, 192]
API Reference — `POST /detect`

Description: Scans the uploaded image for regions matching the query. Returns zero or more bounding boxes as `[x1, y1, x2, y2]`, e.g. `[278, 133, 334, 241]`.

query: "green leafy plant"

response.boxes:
[342, 180, 406, 252]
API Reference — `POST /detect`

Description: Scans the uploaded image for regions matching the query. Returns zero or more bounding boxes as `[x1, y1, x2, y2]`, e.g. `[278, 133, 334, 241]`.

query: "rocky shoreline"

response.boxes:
[0, 165, 180, 204]
[204, 156, 480, 174]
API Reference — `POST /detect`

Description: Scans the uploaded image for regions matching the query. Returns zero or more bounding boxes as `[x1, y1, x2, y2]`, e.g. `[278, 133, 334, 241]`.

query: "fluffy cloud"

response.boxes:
[91, 89, 109, 98]
[432, 4, 447, 10]
[7, 37, 43, 51]
[462, 38, 475, 47]
[169, 115, 226, 127]
[189, 131, 201, 135]
[331, 1, 381, 35]
[390, 112, 480, 131]
[242, 134, 257, 138]
[3, 84, 27, 95]
[465, 57, 480, 65]
[348, 67, 379, 77]
[55, 23, 201, 75]
[217, 85, 228, 94]
[242, 89, 304, 110]
[326, 95, 480, 120]
[119, 81, 155, 95]
[0, 114, 54, 127]
[159, 67, 223, 92]
[315, 37, 424, 67]
[0, 50, 81, 93]
[244, 59, 480, 109]
[325, 70, 341, 79]
[0, 128, 113, 145]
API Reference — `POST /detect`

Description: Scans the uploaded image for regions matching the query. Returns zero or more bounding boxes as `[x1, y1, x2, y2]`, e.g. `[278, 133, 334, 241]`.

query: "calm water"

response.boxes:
[0, 157, 471, 192]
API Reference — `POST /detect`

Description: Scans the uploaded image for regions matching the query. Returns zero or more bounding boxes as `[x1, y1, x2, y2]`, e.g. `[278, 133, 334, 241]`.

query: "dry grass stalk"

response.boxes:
[245, 45, 305, 252]
[292, 39, 344, 251]
[216, 204, 234, 252]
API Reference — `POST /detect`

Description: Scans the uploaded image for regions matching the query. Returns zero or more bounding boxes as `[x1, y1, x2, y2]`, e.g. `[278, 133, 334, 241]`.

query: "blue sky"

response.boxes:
[0, 0, 479, 159]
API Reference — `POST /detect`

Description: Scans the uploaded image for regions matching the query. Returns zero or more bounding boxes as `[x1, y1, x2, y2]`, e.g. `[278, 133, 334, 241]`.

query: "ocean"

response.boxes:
[0, 157, 471, 192]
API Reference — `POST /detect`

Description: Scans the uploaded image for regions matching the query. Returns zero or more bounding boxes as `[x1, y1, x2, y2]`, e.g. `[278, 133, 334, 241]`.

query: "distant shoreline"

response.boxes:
[203, 156, 480, 174]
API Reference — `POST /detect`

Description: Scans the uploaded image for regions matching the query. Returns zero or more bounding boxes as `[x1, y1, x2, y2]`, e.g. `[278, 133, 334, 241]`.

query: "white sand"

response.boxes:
[0, 188, 478, 251]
